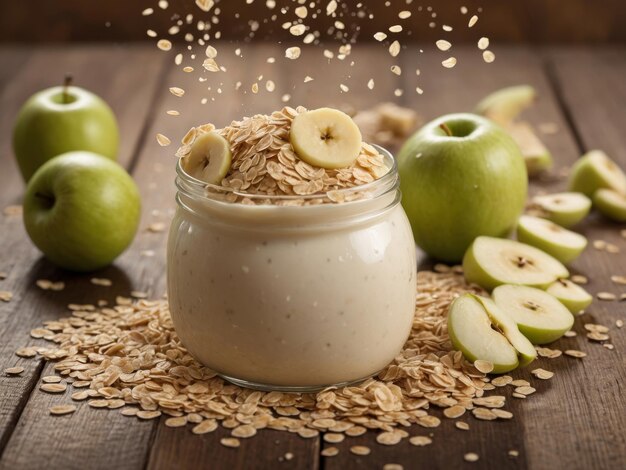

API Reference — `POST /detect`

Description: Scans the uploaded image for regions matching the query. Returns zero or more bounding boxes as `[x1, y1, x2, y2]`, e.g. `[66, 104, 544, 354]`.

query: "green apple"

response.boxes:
[530, 192, 591, 228]
[568, 150, 626, 197]
[447, 294, 520, 373]
[492, 285, 574, 345]
[593, 189, 626, 222]
[546, 279, 592, 314]
[463, 236, 569, 291]
[397, 113, 527, 262]
[23, 151, 140, 272]
[475, 85, 536, 127]
[476, 296, 537, 366]
[516, 215, 587, 264]
[508, 122, 553, 176]
[13, 76, 119, 182]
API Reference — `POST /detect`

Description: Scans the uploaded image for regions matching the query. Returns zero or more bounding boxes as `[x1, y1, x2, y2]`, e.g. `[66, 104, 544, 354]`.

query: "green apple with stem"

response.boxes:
[530, 192, 591, 228]
[23, 151, 140, 272]
[397, 113, 527, 262]
[516, 215, 587, 264]
[463, 236, 569, 291]
[593, 189, 626, 222]
[492, 285, 574, 344]
[568, 150, 626, 197]
[546, 279, 592, 314]
[13, 75, 119, 182]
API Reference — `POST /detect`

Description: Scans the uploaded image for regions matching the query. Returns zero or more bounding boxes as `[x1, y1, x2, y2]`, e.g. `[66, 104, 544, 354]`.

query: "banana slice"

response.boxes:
[182, 131, 232, 185]
[290, 108, 362, 169]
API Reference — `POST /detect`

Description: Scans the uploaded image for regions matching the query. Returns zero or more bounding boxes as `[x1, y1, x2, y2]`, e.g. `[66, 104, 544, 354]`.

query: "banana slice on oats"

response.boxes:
[182, 131, 232, 184]
[290, 108, 362, 169]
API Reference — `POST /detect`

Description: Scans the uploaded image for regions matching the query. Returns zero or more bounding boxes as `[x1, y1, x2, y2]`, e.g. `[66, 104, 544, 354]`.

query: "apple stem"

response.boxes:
[439, 123, 453, 137]
[63, 74, 73, 104]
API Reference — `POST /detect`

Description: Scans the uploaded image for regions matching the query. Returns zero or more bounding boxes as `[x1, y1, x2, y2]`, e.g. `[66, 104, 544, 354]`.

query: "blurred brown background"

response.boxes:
[0, 0, 624, 43]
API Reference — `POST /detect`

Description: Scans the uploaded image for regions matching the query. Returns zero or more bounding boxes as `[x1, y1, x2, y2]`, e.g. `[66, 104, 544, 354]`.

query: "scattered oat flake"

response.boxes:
[374, 32, 387, 41]
[390, 65, 402, 76]
[383, 465, 403, 470]
[142, 8, 154, 16]
[148, 222, 166, 233]
[564, 330, 577, 337]
[389, 41, 401, 57]
[326, 0, 338, 15]
[474, 359, 494, 374]
[323, 433, 345, 443]
[443, 405, 466, 419]
[195, 0, 214, 12]
[532, 368, 554, 380]
[304, 76, 314, 83]
[611, 275, 626, 285]
[409, 435, 432, 446]
[442, 57, 457, 68]
[165, 416, 187, 428]
[455, 421, 470, 431]
[0, 291, 12, 302]
[50, 405, 76, 416]
[465, 452, 479, 462]
[389, 25, 403, 33]
[169, 87, 185, 97]
[565, 349, 587, 358]
[340, 84, 349, 93]
[42, 375, 61, 383]
[15, 347, 37, 358]
[156, 134, 171, 147]
[321, 447, 339, 457]
[597, 292, 616, 301]
[399, 11, 411, 19]
[367, 79, 375, 90]
[571, 275, 588, 284]
[377, 431, 403, 446]
[5, 367, 24, 375]
[137, 410, 161, 420]
[483, 51, 496, 63]
[220, 437, 241, 448]
[167, 110, 181, 116]
[193, 419, 218, 434]
[478, 37, 489, 50]
[41, 383, 67, 393]
[350, 445, 371, 456]
[436, 40, 452, 51]
[468, 15, 479, 27]
[91, 278, 112, 287]
[3, 205, 22, 216]
[289, 24, 306, 36]
[509, 450, 520, 458]
[616, 319, 624, 328]
[285, 47, 301, 60]
[157, 39, 172, 51]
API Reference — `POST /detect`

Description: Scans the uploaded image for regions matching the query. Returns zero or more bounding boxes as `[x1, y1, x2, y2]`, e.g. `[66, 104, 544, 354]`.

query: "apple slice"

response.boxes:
[508, 121, 553, 176]
[182, 131, 232, 185]
[568, 150, 626, 197]
[530, 192, 591, 228]
[475, 85, 536, 127]
[546, 279, 592, 314]
[593, 189, 626, 222]
[290, 108, 362, 169]
[516, 215, 587, 264]
[463, 236, 569, 291]
[447, 294, 520, 373]
[492, 285, 574, 345]
[476, 296, 538, 366]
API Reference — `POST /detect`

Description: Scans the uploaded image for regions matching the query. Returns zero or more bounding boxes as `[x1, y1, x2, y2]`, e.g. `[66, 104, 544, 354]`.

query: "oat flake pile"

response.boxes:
[14, 266, 577, 454]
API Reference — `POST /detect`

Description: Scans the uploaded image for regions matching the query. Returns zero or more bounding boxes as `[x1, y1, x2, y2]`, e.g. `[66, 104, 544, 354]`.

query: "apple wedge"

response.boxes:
[508, 121, 553, 176]
[492, 285, 574, 345]
[475, 85, 536, 127]
[546, 279, 592, 314]
[476, 296, 538, 367]
[593, 189, 626, 222]
[531, 192, 591, 228]
[568, 150, 626, 197]
[516, 215, 587, 264]
[447, 294, 520, 373]
[463, 236, 569, 291]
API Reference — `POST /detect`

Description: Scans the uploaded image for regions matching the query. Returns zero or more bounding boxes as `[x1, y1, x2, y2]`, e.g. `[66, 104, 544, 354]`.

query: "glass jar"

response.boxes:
[167, 148, 417, 392]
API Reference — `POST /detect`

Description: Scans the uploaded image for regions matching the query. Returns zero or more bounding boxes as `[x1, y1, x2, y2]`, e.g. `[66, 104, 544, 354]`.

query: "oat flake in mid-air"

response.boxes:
[442, 57, 457, 68]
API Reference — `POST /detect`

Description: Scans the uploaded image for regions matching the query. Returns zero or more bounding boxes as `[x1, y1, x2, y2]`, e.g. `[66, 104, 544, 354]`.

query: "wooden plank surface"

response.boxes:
[0, 45, 167, 470]
[0, 44, 625, 470]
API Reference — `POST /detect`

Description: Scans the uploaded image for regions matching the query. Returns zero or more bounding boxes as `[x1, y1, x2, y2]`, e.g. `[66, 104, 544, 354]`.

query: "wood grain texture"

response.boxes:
[0, 45, 167, 470]
[1, 0, 625, 44]
[0, 43, 625, 470]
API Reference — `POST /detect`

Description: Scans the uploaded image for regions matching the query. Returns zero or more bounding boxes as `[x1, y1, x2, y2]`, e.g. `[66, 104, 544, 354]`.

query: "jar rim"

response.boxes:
[175, 144, 398, 206]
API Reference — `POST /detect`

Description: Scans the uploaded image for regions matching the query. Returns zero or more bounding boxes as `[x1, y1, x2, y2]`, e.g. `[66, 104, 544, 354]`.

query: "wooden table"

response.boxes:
[0, 44, 625, 470]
